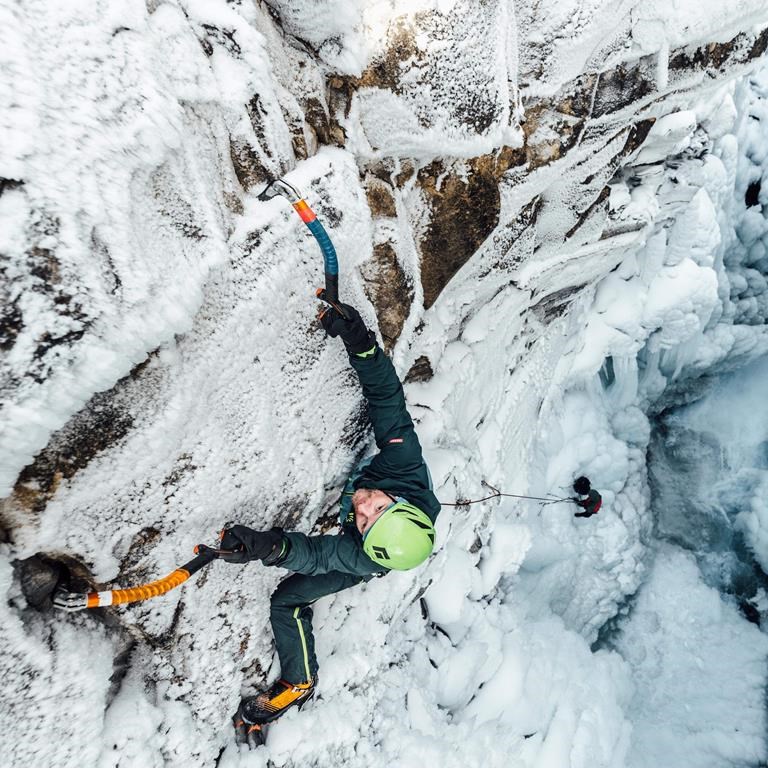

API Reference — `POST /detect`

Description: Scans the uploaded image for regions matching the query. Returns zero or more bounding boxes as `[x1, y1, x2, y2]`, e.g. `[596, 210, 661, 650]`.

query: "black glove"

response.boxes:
[319, 303, 376, 356]
[219, 525, 282, 564]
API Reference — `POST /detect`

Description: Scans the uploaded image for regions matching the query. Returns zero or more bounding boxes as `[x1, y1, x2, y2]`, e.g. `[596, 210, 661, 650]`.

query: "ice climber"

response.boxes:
[222, 303, 440, 733]
[572, 476, 602, 518]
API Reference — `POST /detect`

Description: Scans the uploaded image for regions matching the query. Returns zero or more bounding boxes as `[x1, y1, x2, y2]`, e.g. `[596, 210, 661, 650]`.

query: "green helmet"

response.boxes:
[363, 498, 435, 570]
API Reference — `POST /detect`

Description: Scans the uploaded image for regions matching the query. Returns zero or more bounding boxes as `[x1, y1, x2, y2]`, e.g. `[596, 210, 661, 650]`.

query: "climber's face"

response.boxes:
[352, 488, 394, 535]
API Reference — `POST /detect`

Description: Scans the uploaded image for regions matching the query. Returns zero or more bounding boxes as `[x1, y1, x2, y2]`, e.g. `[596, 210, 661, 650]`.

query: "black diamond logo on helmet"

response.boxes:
[372, 545, 390, 560]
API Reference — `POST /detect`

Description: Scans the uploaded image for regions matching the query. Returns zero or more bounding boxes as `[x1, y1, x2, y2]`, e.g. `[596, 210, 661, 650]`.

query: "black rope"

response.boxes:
[441, 480, 572, 507]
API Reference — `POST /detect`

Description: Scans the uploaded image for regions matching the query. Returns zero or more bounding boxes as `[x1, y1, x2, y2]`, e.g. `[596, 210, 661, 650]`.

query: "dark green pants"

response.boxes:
[270, 571, 365, 684]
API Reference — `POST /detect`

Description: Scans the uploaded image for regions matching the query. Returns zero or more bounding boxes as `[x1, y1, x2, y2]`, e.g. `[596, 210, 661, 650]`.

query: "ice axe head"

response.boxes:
[53, 588, 89, 613]
[257, 178, 302, 203]
[193, 543, 241, 559]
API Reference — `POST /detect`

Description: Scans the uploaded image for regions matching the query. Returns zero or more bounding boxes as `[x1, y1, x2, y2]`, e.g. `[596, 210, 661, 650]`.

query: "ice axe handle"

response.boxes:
[193, 544, 242, 561]
[316, 286, 351, 320]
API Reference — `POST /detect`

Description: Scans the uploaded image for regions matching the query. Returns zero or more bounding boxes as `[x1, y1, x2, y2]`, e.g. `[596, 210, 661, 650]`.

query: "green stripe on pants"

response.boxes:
[270, 571, 365, 684]
[293, 606, 311, 682]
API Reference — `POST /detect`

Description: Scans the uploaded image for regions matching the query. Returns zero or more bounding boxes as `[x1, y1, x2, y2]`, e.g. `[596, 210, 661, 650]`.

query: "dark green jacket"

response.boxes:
[273, 345, 440, 577]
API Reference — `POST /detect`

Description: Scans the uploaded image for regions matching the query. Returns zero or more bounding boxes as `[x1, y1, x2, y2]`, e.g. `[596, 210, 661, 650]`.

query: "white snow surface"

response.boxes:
[2, 2, 768, 768]
[614, 545, 768, 768]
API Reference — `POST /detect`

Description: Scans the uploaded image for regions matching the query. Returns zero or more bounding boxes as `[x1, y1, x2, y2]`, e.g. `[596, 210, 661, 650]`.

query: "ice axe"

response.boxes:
[258, 176, 350, 319]
[52, 543, 235, 613]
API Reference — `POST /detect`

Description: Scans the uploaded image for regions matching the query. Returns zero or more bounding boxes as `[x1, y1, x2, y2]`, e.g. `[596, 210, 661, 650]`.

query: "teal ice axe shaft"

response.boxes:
[258, 177, 350, 318]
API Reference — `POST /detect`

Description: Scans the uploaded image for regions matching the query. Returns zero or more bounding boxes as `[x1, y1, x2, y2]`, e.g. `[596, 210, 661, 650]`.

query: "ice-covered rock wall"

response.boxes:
[565, 65, 768, 767]
[2, 1, 768, 767]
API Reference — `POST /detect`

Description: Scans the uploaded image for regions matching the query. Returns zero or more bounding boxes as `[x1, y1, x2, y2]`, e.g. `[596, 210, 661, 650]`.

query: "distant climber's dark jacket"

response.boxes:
[574, 489, 602, 518]
[268, 345, 440, 577]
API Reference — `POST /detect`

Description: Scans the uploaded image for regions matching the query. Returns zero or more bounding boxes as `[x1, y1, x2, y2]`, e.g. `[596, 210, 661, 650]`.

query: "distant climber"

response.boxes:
[222, 302, 439, 741]
[572, 476, 602, 518]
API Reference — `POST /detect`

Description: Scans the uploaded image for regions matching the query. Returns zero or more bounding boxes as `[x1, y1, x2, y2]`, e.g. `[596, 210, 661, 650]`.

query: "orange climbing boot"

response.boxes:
[239, 678, 316, 726]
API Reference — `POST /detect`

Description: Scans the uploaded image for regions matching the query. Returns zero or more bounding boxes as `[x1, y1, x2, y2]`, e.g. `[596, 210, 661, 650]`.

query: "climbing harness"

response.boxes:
[258, 176, 349, 318]
[52, 544, 230, 612]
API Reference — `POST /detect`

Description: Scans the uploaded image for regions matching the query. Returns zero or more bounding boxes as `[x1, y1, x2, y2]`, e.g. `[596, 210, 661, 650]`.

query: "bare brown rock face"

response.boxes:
[344, 102, 653, 331]
[229, 94, 282, 191]
[302, 96, 334, 149]
[591, 58, 657, 119]
[361, 241, 414, 351]
[5, 365, 141, 519]
[404, 355, 434, 383]
[230, 137, 270, 192]
[357, 18, 420, 95]
[0, 206, 92, 396]
[417, 156, 506, 309]
[324, 23, 768, 321]
[364, 175, 397, 218]
[668, 27, 768, 78]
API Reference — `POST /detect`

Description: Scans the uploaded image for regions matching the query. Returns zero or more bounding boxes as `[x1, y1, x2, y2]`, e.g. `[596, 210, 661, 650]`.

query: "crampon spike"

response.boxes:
[233, 709, 266, 748]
